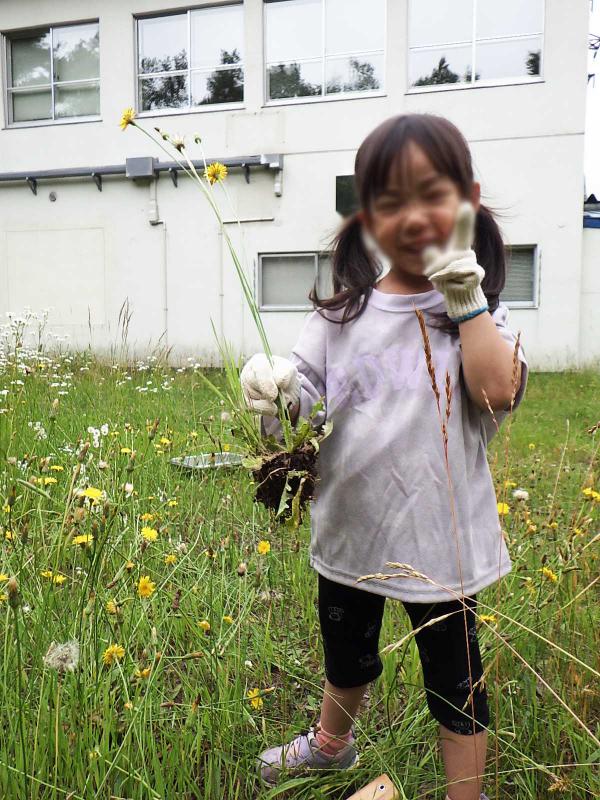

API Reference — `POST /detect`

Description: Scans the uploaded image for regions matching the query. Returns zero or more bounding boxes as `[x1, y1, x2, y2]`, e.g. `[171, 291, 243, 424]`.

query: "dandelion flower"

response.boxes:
[160, 437, 172, 446]
[103, 643, 125, 665]
[140, 512, 155, 522]
[167, 498, 177, 507]
[257, 540, 271, 555]
[134, 667, 151, 679]
[540, 566, 558, 583]
[119, 107, 136, 130]
[138, 575, 156, 598]
[164, 554, 177, 565]
[247, 688, 263, 710]
[125, 560, 135, 571]
[528, 442, 536, 450]
[106, 600, 119, 615]
[50, 465, 64, 472]
[223, 615, 234, 624]
[503, 480, 517, 488]
[72, 533, 94, 547]
[512, 488, 529, 501]
[478, 614, 498, 625]
[41, 570, 67, 585]
[43, 640, 80, 672]
[496, 502, 510, 516]
[582, 487, 594, 497]
[198, 619, 211, 631]
[141, 526, 158, 542]
[43, 476, 58, 486]
[0, 574, 7, 582]
[120, 447, 132, 454]
[204, 162, 228, 185]
[81, 487, 103, 502]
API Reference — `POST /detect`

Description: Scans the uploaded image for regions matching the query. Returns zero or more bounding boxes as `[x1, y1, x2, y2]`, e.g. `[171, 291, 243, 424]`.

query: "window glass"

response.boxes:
[475, 37, 542, 81]
[261, 254, 316, 306]
[409, 0, 473, 48]
[265, 0, 322, 64]
[326, 0, 384, 55]
[192, 68, 243, 105]
[410, 46, 473, 87]
[500, 247, 535, 304]
[12, 88, 52, 122]
[139, 75, 189, 110]
[326, 54, 383, 93]
[11, 32, 51, 87]
[267, 61, 322, 99]
[55, 82, 100, 117]
[53, 23, 99, 82]
[477, 0, 544, 40]
[191, 5, 243, 69]
[138, 14, 187, 74]
[317, 254, 333, 298]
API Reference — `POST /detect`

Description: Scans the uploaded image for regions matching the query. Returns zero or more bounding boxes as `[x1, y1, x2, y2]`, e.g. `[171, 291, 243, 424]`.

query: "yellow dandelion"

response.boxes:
[4, 530, 13, 540]
[125, 560, 135, 571]
[592, 491, 600, 502]
[526, 524, 538, 534]
[223, 615, 234, 624]
[81, 487, 103, 502]
[0, 574, 8, 582]
[247, 688, 263, 710]
[0, 593, 7, 602]
[159, 437, 172, 446]
[72, 533, 94, 547]
[257, 540, 271, 555]
[528, 442, 536, 450]
[140, 512, 155, 522]
[549, 521, 558, 529]
[189, 430, 198, 439]
[141, 526, 158, 542]
[503, 480, 517, 488]
[582, 487, 595, 497]
[573, 527, 584, 536]
[124, 701, 134, 710]
[540, 566, 558, 583]
[223, 443, 230, 452]
[3, 504, 11, 513]
[198, 619, 211, 631]
[496, 502, 510, 516]
[167, 499, 177, 507]
[204, 162, 228, 185]
[138, 575, 156, 598]
[41, 570, 67, 585]
[50, 465, 64, 472]
[119, 107, 136, 130]
[478, 614, 498, 625]
[43, 476, 58, 486]
[134, 667, 151, 679]
[120, 447, 132, 454]
[103, 643, 125, 665]
[164, 554, 177, 565]
[106, 600, 119, 615]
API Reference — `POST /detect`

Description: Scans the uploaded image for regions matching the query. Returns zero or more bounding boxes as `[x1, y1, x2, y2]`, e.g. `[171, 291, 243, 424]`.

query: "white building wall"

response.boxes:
[581, 227, 600, 368]
[0, 0, 593, 368]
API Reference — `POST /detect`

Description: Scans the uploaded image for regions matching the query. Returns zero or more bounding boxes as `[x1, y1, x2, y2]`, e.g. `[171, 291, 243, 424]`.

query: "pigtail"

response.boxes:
[309, 210, 381, 327]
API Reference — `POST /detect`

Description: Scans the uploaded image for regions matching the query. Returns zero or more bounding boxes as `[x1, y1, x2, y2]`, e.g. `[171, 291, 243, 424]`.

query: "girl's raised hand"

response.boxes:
[421, 200, 489, 324]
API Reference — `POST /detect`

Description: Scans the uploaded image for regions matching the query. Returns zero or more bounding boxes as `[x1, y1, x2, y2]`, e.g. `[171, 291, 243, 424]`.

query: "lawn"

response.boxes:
[0, 341, 598, 799]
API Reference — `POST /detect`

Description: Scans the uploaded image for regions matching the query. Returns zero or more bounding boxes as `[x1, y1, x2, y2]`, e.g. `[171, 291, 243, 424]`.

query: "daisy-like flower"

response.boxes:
[496, 502, 510, 516]
[41, 570, 67, 585]
[141, 526, 158, 542]
[138, 575, 156, 598]
[119, 107, 136, 130]
[43, 640, 80, 672]
[72, 533, 94, 547]
[257, 540, 271, 555]
[204, 162, 228, 185]
[198, 619, 211, 631]
[247, 688, 263, 710]
[170, 133, 185, 152]
[164, 554, 177, 565]
[540, 566, 558, 583]
[103, 643, 125, 665]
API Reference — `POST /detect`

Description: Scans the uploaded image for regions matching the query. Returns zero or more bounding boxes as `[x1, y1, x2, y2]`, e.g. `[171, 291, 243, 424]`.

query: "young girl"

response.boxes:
[240, 112, 528, 800]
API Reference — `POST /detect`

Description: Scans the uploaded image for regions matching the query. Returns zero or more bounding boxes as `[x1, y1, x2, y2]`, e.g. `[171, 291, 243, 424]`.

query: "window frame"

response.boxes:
[406, 0, 545, 94]
[2, 19, 101, 128]
[262, 0, 387, 107]
[257, 251, 331, 311]
[500, 243, 540, 309]
[133, 3, 245, 118]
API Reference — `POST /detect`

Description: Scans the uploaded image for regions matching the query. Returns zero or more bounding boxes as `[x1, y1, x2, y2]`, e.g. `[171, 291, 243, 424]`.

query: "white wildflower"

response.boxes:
[512, 489, 529, 501]
[43, 640, 80, 672]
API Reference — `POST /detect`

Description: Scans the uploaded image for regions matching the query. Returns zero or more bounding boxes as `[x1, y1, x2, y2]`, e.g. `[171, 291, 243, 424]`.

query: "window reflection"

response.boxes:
[265, 0, 385, 101]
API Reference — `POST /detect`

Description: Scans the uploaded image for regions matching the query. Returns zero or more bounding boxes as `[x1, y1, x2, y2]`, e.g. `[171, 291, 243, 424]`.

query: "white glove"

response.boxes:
[421, 200, 488, 323]
[240, 353, 301, 417]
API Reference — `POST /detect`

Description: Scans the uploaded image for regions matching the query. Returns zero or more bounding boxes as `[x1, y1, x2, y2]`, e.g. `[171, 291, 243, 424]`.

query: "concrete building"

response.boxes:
[0, 0, 595, 368]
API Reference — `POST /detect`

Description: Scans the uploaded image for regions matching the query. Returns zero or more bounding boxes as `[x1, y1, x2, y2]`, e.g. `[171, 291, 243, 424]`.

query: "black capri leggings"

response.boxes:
[318, 572, 489, 735]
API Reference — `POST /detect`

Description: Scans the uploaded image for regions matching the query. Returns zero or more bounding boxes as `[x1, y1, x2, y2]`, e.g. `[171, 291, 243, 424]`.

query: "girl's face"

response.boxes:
[364, 140, 480, 285]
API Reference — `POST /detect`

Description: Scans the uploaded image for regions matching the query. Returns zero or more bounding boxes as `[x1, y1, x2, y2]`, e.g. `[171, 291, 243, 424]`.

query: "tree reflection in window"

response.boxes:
[326, 58, 381, 93]
[268, 64, 322, 99]
[195, 48, 243, 105]
[413, 49, 540, 86]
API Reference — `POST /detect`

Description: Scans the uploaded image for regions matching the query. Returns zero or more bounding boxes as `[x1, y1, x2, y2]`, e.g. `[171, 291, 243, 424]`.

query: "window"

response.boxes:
[136, 4, 244, 112]
[258, 252, 333, 309]
[5, 21, 99, 124]
[264, 0, 385, 102]
[408, 0, 544, 90]
[500, 245, 538, 307]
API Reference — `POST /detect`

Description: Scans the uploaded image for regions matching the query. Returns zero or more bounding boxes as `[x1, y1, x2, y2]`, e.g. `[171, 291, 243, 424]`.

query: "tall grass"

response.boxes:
[0, 321, 598, 798]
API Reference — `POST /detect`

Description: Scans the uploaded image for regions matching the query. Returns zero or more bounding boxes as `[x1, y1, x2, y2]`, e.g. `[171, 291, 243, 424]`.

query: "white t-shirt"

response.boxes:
[262, 286, 528, 602]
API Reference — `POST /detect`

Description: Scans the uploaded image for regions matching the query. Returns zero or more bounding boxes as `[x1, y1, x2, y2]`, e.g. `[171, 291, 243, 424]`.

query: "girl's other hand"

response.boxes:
[240, 353, 301, 416]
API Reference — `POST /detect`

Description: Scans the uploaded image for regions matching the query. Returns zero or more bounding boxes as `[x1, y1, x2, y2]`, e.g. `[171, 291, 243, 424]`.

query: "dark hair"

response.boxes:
[310, 112, 507, 334]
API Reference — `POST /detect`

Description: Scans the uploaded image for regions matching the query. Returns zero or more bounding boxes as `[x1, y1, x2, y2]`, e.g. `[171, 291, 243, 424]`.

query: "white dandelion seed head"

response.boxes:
[512, 489, 529, 501]
[43, 639, 80, 672]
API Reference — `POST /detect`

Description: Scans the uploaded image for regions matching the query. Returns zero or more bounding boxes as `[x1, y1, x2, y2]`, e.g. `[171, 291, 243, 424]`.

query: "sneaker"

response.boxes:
[256, 722, 360, 787]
